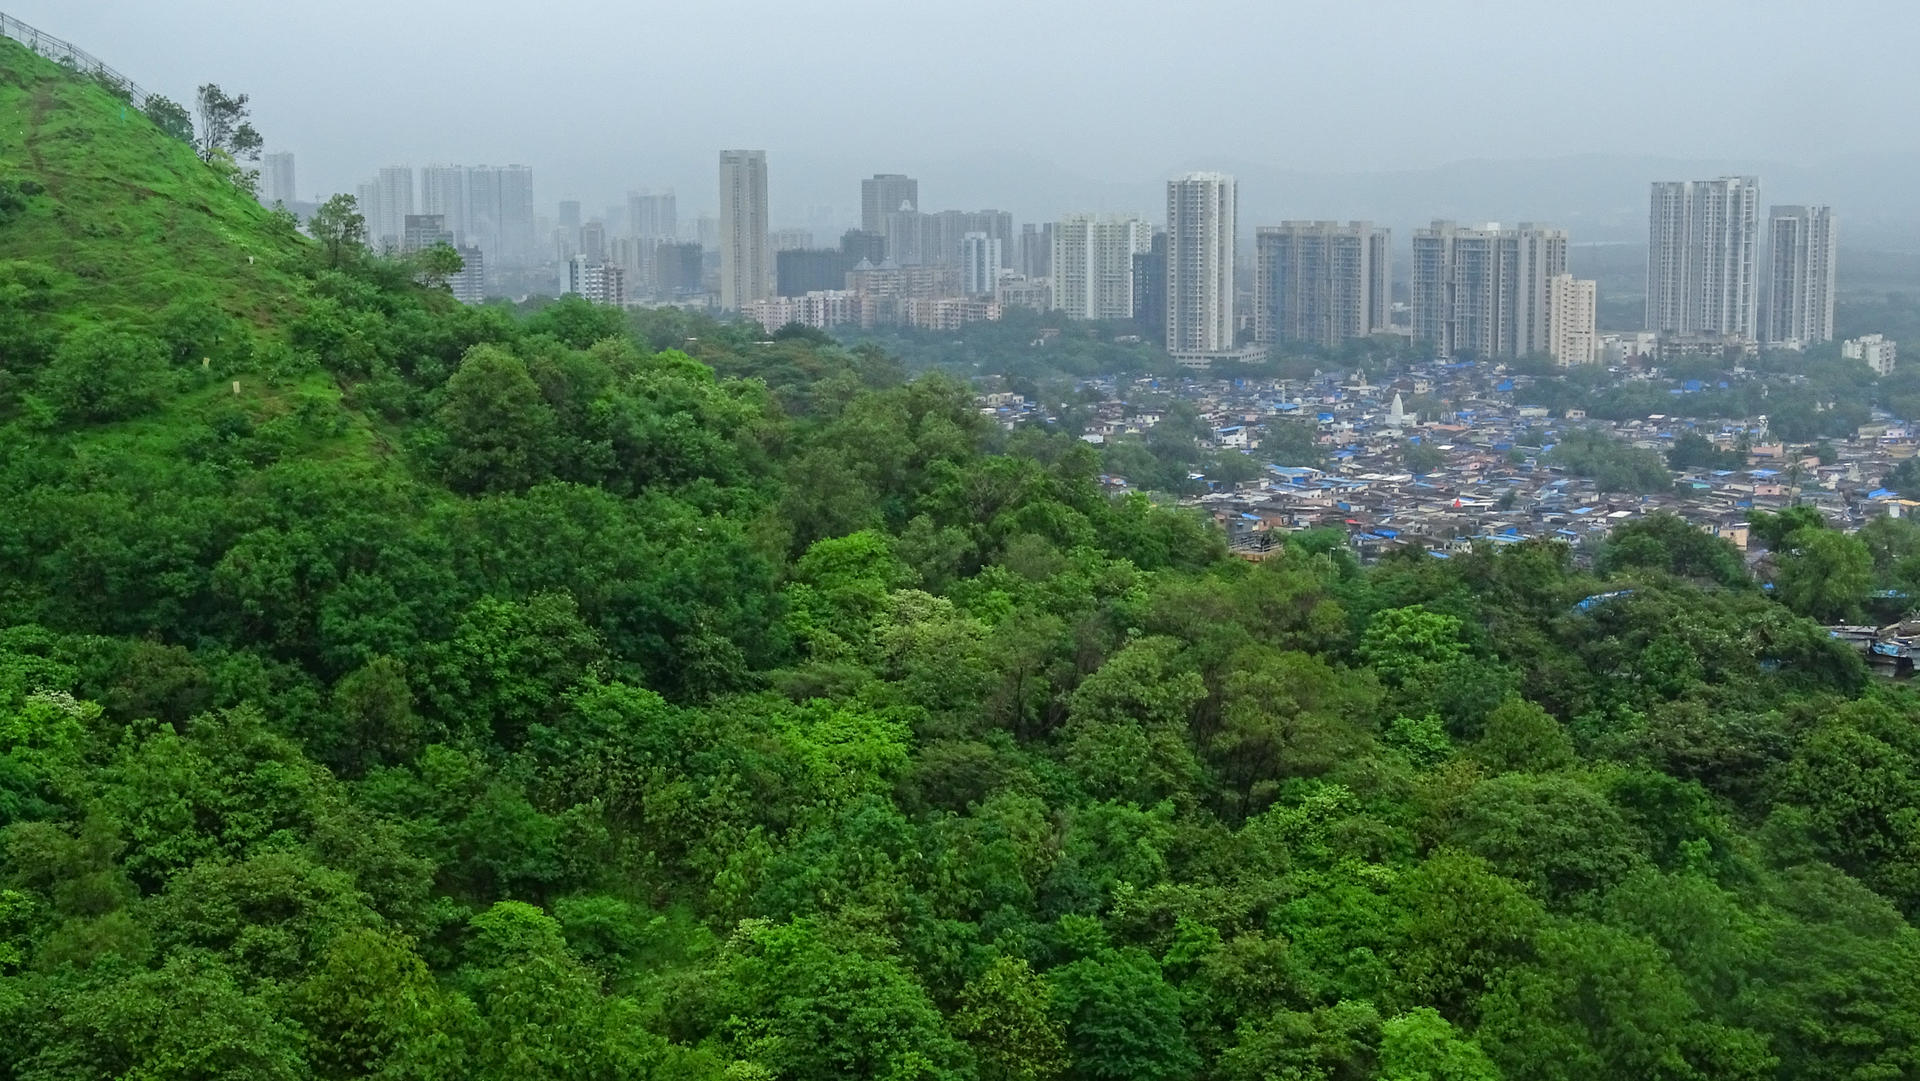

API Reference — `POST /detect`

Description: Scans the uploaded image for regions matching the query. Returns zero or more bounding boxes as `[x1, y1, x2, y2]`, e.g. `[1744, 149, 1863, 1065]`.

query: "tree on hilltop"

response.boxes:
[193, 83, 262, 165]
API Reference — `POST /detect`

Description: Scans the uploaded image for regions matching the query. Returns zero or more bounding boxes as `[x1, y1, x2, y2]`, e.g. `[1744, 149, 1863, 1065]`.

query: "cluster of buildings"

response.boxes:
[982, 360, 1915, 561]
[274, 149, 1864, 374]
[1647, 177, 1838, 352]
[742, 165, 1604, 371]
[325, 163, 539, 301]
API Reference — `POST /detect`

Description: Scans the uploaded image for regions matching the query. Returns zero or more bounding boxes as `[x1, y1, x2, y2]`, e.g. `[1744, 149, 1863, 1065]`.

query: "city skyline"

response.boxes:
[17, 0, 1918, 234]
[321, 147, 1835, 370]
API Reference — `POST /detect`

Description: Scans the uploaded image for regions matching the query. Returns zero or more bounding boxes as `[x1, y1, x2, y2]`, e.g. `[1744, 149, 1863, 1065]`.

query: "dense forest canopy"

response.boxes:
[7, 37, 1920, 1081]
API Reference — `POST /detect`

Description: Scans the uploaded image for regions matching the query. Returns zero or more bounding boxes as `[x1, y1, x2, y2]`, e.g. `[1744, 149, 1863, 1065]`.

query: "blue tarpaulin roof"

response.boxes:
[1574, 589, 1634, 612]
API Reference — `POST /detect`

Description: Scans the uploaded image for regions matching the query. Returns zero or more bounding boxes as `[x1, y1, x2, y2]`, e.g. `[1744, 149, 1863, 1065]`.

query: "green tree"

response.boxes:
[1377, 1008, 1501, 1081]
[1359, 606, 1468, 686]
[459, 901, 665, 1081]
[1471, 696, 1573, 774]
[1402, 438, 1444, 475]
[1772, 527, 1871, 622]
[695, 917, 970, 1081]
[435, 344, 562, 492]
[307, 194, 366, 269]
[412, 242, 464, 290]
[955, 955, 1068, 1081]
[21, 955, 307, 1080]
[1048, 946, 1198, 1081]
[192, 83, 263, 165]
[37, 327, 171, 423]
[290, 927, 474, 1080]
[1747, 505, 1826, 550]
[1596, 511, 1747, 587]
[142, 93, 193, 141]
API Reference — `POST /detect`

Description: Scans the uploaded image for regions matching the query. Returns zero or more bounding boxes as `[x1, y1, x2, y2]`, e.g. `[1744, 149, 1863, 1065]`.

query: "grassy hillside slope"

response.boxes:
[0, 35, 307, 331]
[0, 37, 427, 639]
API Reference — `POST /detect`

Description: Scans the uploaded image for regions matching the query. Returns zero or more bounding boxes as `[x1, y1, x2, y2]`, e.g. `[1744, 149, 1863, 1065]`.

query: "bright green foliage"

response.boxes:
[696, 918, 970, 1081]
[955, 955, 1068, 1081]
[1598, 511, 1748, 587]
[1771, 527, 1871, 622]
[1378, 1008, 1502, 1081]
[1359, 606, 1468, 685]
[1061, 637, 1207, 805]
[36, 326, 172, 423]
[3, 39, 1920, 1081]
[1446, 774, 1643, 902]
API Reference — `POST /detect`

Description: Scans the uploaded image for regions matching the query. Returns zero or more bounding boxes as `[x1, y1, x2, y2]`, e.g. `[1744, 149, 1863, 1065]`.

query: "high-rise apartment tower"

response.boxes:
[1411, 221, 1569, 359]
[1647, 177, 1761, 340]
[1765, 205, 1837, 347]
[1051, 214, 1152, 322]
[719, 150, 770, 310]
[1165, 173, 1237, 355]
[1254, 221, 1391, 348]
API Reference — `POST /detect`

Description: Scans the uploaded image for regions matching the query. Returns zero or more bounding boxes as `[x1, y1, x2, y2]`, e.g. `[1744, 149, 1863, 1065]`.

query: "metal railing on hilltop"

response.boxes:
[0, 11, 157, 110]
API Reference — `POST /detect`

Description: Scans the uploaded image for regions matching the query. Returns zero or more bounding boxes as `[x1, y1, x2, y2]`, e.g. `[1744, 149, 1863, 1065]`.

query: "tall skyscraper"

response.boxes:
[495, 165, 536, 267]
[1132, 231, 1167, 338]
[1018, 223, 1053, 279]
[628, 190, 677, 240]
[1253, 221, 1391, 348]
[555, 200, 583, 260]
[1165, 172, 1237, 356]
[354, 180, 377, 237]
[464, 167, 501, 259]
[1051, 214, 1153, 321]
[420, 166, 470, 245]
[863, 174, 921, 265]
[656, 241, 706, 296]
[861, 174, 919, 234]
[961, 232, 1002, 295]
[1411, 221, 1569, 359]
[1548, 273, 1598, 366]
[372, 166, 415, 249]
[1647, 177, 1761, 340]
[1765, 205, 1837, 347]
[719, 150, 770, 310]
[262, 152, 296, 206]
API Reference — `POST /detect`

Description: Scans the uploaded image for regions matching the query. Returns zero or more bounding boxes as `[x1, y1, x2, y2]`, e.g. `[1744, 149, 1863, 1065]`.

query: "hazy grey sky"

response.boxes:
[16, 0, 1920, 227]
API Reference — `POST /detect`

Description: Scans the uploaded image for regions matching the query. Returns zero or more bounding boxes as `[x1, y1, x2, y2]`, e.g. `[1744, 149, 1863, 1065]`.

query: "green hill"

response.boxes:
[8, 29, 1920, 1081]
[0, 35, 398, 521]
[0, 35, 305, 330]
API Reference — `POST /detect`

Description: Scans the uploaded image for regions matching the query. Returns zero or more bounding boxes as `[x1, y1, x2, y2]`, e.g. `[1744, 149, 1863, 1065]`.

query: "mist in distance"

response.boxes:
[20, 0, 1920, 239]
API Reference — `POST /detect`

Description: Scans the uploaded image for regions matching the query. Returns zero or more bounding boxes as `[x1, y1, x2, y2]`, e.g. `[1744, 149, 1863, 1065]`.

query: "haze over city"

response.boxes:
[18, 1, 1920, 1076]
[20, 0, 1920, 234]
